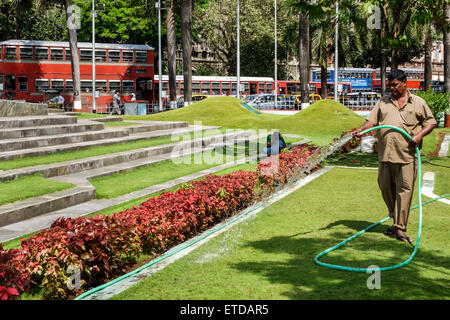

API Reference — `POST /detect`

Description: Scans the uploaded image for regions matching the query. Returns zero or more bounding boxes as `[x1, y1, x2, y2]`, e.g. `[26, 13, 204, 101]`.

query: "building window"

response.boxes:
[6, 47, 17, 59]
[122, 51, 134, 62]
[51, 48, 64, 60]
[19, 47, 33, 59]
[35, 47, 49, 60]
[35, 79, 49, 92]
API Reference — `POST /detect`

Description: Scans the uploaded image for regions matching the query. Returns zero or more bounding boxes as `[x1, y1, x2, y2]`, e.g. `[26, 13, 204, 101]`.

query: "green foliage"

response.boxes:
[415, 91, 450, 127]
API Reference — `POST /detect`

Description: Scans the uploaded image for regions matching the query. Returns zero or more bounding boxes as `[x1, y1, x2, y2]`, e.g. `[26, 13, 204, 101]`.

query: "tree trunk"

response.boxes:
[180, 0, 192, 105]
[64, 0, 82, 111]
[166, 1, 177, 108]
[444, 1, 450, 93]
[320, 64, 328, 99]
[380, 8, 387, 96]
[424, 23, 433, 91]
[299, 13, 310, 108]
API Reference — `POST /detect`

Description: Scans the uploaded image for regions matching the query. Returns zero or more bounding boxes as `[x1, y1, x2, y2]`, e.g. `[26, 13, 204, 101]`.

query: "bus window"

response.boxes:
[122, 51, 134, 62]
[50, 48, 63, 60]
[201, 81, 210, 94]
[35, 79, 49, 92]
[6, 47, 16, 59]
[81, 80, 92, 92]
[51, 79, 64, 91]
[95, 50, 106, 62]
[109, 80, 120, 92]
[65, 49, 71, 61]
[35, 47, 49, 60]
[222, 82, 231, 95]
[135, 51, 147, 63]
[95, 80, 107, 92]
[259, 82, 265, 93]
[211, 82, 220, 95]
[192, 81, 201, 94]
[0, 75, 3, 91]
[65, 80, 73, 92]
[20, 47, 33, 59]
[18, 77, 27, 92]
[122, 80, 135, 92]
[106, 50, 118, 62]
[80, 49, 92, 61]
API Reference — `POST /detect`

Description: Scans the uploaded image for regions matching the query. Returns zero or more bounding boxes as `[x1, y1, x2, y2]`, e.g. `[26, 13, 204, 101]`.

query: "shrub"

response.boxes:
[415, 90, 450, 127]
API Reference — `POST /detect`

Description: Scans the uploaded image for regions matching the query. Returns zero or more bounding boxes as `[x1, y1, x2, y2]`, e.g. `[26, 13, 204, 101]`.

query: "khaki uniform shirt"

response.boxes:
[366, 91, 436, 164]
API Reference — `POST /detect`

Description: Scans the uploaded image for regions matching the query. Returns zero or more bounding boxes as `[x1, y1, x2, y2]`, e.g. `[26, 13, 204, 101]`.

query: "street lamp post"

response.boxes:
[237, 0, 240, 100]
[92, 0, 96, 113]
[274, 0, 277, 96]
[156, 0, 163, 112]
[334, 1, 339, 101]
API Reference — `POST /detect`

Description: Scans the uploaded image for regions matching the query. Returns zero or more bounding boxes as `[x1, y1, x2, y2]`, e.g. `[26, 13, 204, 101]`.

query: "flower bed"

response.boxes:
[0, 144, 318, 300]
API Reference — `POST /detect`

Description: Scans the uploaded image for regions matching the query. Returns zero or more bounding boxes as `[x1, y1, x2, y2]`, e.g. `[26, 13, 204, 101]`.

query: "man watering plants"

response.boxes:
[353, 69, 436, 244]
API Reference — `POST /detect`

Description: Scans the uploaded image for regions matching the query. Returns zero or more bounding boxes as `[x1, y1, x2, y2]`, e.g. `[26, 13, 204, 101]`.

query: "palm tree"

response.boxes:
[16, 0, 82, 110]
[180, 0, 192, 105]
[299, 12, 310, 107]
[166, 0, 177, 108]
[63, 0, 82, 111]
[443, 1, 450, 93]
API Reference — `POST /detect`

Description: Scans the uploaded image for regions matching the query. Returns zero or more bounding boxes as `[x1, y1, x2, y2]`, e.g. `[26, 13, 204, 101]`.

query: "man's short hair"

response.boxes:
[387, 69, 407, 82]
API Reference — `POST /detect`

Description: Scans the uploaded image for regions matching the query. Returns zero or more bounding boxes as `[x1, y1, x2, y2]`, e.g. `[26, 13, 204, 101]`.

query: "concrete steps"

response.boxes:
[0, 120, 191, 161]
[0, 130, 252, 229]
[0, 121, 106, 139]
[0, 115, 77, 129]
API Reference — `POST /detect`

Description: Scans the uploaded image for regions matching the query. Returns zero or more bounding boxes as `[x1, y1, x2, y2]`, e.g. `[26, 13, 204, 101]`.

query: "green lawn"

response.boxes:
[123, 97, 366, 146]
[0, 174, 75, 206]
[111, 165, 449, 300]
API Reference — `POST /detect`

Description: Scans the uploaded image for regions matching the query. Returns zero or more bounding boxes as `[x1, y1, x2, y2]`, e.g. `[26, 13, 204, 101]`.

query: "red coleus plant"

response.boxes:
[0, 144, 319, 300]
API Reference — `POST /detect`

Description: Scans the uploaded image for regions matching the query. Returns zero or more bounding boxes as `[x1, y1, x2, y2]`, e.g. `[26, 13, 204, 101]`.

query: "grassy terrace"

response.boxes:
[0, 174, 75, 206]
[0, 128, 227, 170]
[122, 97, 366, 146]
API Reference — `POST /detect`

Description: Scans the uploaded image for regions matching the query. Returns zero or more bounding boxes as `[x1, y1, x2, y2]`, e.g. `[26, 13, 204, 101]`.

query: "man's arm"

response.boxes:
[352, 120, 374, 136]
[410, 123, 436, 147]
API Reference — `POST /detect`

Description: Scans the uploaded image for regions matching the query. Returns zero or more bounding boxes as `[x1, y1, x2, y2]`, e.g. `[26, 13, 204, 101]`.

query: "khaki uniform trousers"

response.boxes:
[378, 160, 418, 232]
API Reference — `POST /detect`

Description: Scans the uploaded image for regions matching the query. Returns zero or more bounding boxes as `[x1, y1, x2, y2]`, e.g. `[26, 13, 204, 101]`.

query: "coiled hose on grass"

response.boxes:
[314, 125, 449, 272]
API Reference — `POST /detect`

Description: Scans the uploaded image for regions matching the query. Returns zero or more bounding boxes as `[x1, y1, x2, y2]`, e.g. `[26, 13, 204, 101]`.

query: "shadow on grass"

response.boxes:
[230, 225, 450, 299]
[325, 152, 379, 168]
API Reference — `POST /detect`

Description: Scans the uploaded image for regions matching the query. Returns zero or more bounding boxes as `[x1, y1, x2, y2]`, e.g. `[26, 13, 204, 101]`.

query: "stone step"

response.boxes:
[0, 130, 251, 182]
[0, 186, 95, 228]
[0, 121, 106, 140]
[0, 114, 77, 129]
[0, 124, 217, 161]
[0, 127, 129, 152]
[0, 131, 252, 229]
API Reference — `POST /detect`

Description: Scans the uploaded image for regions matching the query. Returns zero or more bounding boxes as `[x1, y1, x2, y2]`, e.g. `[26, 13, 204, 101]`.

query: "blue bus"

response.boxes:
[312, 67, 375, 92]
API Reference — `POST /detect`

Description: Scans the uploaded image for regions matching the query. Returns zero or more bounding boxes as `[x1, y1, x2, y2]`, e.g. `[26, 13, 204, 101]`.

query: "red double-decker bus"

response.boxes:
[0, 40, 155, 112]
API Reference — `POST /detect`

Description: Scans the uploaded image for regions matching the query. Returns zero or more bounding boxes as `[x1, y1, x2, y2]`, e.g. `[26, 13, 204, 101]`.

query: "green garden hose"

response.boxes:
[314, 125, 449, 272]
